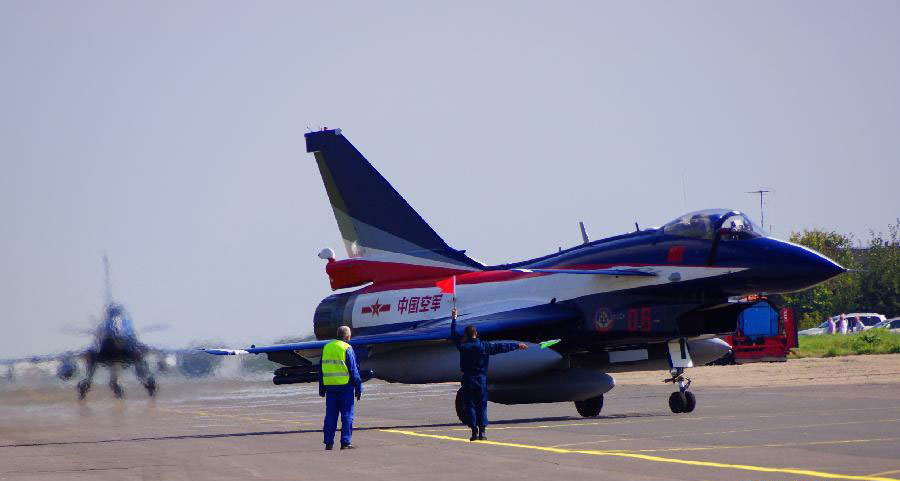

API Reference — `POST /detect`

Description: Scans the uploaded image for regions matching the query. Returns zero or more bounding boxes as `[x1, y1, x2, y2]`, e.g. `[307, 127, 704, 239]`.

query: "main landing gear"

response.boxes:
[454, 388, 468, 425]
[665, 367, 695, 413]
[575, 395, 604, 417]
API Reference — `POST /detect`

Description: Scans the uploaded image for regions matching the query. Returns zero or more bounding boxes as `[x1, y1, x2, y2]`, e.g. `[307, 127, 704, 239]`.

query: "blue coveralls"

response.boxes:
[451, 319, 519, 428]
[319, 346, 362, 447]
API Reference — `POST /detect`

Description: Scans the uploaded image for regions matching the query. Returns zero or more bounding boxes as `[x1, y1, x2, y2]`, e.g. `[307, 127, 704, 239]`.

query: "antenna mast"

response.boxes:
[746, 189, 771, 228]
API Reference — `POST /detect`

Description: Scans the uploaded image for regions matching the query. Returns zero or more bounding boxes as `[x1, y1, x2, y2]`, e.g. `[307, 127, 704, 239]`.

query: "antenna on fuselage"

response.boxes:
[579, 221, 590, 244]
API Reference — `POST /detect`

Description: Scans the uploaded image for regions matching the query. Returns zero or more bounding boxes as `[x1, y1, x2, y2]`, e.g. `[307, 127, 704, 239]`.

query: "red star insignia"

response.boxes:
[368, 299, 383, 316]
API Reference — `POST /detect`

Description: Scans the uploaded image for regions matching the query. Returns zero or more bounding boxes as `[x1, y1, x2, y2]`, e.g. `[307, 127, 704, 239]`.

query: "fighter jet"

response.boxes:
[205, 128, 845, 419]
[73, 255, 160, 400]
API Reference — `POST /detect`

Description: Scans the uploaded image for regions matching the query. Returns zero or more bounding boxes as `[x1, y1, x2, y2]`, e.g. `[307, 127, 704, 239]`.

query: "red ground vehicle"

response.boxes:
[719, 300, 797, 364]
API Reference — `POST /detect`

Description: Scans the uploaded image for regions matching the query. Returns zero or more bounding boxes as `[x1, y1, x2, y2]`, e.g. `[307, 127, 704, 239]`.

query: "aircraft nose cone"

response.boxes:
[805, 251, 847, 283]
[761, 240, 846, 292]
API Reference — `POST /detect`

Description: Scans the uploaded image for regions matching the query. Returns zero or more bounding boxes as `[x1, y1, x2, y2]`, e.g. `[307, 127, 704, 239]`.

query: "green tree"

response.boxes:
[856, 220, 900, 318]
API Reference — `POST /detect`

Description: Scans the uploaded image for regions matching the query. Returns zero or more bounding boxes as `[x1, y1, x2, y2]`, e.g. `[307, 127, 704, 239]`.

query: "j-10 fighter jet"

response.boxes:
[75, 255, 159, 400]
[205, 128, 845, 419]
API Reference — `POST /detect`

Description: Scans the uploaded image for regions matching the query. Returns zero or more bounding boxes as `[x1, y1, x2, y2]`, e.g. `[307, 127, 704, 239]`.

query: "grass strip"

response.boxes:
[792, 329, 900, 358]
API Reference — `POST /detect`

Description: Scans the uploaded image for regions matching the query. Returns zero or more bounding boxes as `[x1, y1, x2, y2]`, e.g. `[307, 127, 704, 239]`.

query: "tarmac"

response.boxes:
[1, 365, 899, 481]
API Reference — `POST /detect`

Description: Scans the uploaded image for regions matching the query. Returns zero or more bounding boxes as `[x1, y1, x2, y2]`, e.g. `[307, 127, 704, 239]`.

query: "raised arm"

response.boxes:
[487, 341, 528, 355]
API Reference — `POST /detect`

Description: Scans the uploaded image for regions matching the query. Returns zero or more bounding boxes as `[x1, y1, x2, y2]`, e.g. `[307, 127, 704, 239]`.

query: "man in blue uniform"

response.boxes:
[451, 308, 527, 441]
[319, 325, 362, 450]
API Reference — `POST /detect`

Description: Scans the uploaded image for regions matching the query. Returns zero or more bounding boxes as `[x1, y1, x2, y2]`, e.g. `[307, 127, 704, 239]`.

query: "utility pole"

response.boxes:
[746, 189, 771, 228]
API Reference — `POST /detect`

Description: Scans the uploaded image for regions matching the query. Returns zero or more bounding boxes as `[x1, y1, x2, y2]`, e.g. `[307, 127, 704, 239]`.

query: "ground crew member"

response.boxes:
[319, 325, 362, 450]
[450, 307, 527, 441]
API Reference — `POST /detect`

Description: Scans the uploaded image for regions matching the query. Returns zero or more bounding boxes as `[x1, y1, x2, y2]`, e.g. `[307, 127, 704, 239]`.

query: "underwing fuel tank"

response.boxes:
[573, 338, 732, 373]
[362, 342, 564, 384]
[488, 368, 615, 404]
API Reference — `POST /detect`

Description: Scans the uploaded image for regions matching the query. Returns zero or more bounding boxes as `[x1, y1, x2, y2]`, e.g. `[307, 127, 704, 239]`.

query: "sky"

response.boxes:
[1, 1, 898, 358]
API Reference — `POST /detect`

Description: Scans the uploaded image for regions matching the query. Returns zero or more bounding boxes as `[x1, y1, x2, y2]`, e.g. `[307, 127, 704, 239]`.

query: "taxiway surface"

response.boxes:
[1, 365, 899, 481]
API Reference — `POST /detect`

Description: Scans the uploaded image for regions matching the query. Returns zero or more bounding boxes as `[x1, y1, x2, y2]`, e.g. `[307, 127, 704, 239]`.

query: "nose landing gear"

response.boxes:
[665, 367, 695, 413]
[665, 338, 696, 414]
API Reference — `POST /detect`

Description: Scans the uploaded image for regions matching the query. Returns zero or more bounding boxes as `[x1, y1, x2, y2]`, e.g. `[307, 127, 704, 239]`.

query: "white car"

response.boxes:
[798, 313, 887, 336]
[871, 318, 900, 333]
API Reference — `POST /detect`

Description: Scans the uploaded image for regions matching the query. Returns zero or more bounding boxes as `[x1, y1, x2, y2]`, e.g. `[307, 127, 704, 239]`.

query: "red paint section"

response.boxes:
[358, 269, 543, 294]
[339, 259, 738, 294]
[666, 246, 686, 263]
[325, 259, 472, 290]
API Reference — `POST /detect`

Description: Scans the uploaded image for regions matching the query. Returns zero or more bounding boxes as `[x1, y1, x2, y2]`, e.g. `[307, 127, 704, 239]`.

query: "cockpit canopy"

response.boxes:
[663, 209, 767, 240]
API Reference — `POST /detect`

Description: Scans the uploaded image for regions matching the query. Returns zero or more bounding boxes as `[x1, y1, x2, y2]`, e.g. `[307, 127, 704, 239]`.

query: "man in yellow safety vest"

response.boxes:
[319, 325, 362, 450]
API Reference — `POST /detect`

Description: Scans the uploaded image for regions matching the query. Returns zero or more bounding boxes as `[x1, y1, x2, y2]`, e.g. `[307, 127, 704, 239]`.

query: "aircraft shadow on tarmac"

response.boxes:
[0, 413, 664, 449]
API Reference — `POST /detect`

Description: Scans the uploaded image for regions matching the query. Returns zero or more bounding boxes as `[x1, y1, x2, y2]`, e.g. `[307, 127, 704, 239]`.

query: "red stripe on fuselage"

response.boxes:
[326, 258, 473, 290]
[351, 263, 741, 294]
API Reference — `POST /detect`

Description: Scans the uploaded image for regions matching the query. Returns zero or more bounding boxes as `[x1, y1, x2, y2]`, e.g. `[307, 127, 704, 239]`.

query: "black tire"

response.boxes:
[684, 391, 696, 413]
[574, 395, 604, 417]
[145, 377, 157, 397]
[455, 388, 469, 425]
[668, 392, 686, 413]
[77, 380, 90, 400]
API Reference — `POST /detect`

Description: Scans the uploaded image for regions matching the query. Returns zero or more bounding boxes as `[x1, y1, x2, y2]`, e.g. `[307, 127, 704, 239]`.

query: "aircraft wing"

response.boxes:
[513, 268, 656, 277]
[202, 302, 581, 359]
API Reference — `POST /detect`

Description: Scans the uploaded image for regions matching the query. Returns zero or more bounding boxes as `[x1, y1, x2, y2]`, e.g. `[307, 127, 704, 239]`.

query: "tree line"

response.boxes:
[773, 220, 900, 330]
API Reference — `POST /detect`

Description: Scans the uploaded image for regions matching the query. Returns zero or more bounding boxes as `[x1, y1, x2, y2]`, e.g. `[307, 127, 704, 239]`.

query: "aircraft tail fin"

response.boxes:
[305, 129, 483, 275]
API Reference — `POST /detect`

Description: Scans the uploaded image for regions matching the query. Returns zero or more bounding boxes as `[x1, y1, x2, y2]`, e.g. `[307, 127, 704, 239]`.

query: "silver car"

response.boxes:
[871, 318, 900, 333]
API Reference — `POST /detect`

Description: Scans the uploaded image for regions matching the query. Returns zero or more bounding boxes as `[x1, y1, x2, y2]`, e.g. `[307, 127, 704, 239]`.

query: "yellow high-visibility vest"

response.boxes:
[321, 340, 351, 386]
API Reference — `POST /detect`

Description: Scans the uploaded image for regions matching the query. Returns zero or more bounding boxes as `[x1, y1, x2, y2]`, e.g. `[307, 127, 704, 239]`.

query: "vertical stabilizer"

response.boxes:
[305, 129, 482, 272]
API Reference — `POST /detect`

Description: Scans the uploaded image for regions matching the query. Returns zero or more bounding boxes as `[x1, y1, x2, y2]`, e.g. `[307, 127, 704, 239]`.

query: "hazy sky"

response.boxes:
[2, 1, 898, 358]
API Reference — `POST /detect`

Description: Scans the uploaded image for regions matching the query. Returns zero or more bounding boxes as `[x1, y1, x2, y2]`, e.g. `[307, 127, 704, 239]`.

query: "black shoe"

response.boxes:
[470, 429, 478, 441]
[340, 444, 355, 450]
[478, 427, 486, 441]
[325, 444, 333, 450]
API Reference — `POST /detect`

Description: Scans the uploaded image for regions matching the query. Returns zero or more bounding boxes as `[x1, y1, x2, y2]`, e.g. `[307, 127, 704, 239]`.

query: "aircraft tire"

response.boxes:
[684, 391, 696, 413]
[574, 395, 604, 417]
[455, 388, 469, 425]
[77, 380, 90, 400]
[145, 377, 157, 397]
[668, 392, 687, 413]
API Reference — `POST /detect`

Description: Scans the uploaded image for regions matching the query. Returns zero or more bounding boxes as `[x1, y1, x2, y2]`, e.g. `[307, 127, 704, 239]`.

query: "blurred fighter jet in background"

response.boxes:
[1, 256, 218, 400]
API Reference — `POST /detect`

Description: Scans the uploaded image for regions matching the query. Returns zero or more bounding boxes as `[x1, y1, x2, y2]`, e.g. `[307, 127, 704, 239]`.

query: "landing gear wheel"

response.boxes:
[683, 391, 696, 413]
[77, 380, 90, 401]
[110, 382, 124, 399]
[455, 388, 469, 425]
[145, 377, 157, 397]
[668, 392, 687, 413]
[574, 395, 604, 417]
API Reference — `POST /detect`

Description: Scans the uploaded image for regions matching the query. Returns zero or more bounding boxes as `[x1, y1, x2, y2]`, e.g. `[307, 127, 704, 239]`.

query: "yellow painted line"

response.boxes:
[869, 470, 900, 477]
[420, 412, 900, 435]
[604, 437, 899, 453]
[416, 415, 723, 433]
[381, 429, 900, 481]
